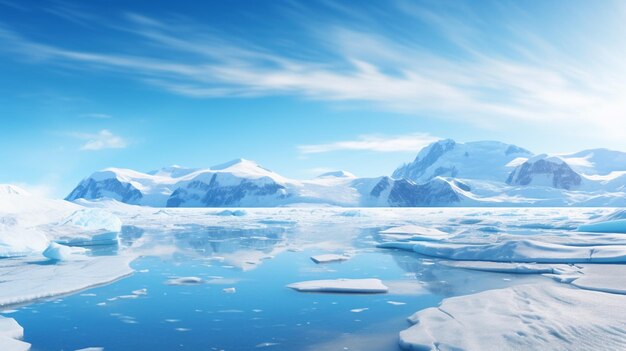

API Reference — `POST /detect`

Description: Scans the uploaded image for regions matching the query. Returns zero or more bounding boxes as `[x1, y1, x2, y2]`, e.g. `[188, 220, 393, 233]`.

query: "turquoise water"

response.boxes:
[9, 224, 547, 351]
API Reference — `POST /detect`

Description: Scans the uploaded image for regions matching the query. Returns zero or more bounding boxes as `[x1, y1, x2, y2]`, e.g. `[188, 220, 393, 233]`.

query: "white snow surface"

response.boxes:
[288, 279, 388, 293]
[0, 316, 29, 351]
[400, 284, 626, 351]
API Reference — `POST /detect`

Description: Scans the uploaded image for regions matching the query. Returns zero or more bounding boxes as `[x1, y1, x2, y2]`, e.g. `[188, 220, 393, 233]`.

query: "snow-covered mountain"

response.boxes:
[506, 155, 582, 190]
[67, 159, 459, 207]
[392, 139, 532, 183]
[66, 140, 626, 207]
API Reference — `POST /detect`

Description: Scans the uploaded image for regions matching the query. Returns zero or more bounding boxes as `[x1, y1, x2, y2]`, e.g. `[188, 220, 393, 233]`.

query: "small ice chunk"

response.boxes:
[287, 279, 388, 294]
[350, 308, 368, 313]
[310, 254, 349, 264]
[256, 342, 279, 348]
[43, 242, 89, 261]
[75, 348, 104, 351]
[387, 301, 406, 306]
[165, 277, 203, 286]
[223, 287, 236, 294]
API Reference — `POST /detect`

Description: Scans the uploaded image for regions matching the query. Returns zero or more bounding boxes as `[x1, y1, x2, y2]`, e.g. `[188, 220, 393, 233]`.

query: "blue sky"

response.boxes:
[1, 0, 625, 197]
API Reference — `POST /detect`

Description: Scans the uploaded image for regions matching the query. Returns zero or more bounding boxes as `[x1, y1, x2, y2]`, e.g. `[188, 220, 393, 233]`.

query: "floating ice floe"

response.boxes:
[400, 284, 626, 351]
[222, 287, 236, 294]
[43, 242, 89, 261]
[74, 347, 104, 351]
[440, 261, 557, 274]
[380, 239, 626, 263]
[287, 279, 388, 294]
[310, 254, 350, 264]
[379, 225, 451, 242]
[0, 316, 30, 351]
[0, 255, 134, 307]
[165, 277, 203, 286]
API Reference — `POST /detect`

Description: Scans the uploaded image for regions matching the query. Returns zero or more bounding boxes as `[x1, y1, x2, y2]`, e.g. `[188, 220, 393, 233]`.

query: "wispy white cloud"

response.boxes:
[1, 2, 626, 141]
[72, 129, 127, 151]
[298, 133, 440, 154]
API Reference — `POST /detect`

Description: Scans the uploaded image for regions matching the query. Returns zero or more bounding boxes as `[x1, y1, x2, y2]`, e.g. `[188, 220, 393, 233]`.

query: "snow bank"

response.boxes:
[0, 255, 134, 307]
[0, 316, 30, 351]
[380, 239, 626, 263]
[310, 254, 349, 264]
[43, 242, 89, 261]
[400, 284, 626, 351]
[287, 279, 388, 293]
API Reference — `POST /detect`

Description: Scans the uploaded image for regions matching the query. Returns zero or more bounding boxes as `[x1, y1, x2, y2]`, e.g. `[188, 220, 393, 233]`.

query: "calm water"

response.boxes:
[8, 223, 548, 351]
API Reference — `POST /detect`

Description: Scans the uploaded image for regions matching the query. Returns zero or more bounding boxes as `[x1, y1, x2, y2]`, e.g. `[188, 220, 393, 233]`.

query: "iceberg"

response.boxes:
[287, 279, 388, 293]
[61, 209, 122, 232]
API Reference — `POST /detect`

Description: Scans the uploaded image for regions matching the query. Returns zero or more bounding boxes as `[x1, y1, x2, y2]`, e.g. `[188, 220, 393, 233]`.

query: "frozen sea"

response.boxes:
[2, 207, 626, 350]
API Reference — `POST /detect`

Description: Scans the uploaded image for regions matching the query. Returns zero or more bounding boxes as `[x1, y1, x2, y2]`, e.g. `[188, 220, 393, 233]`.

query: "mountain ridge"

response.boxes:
[65, 140, 626, 207]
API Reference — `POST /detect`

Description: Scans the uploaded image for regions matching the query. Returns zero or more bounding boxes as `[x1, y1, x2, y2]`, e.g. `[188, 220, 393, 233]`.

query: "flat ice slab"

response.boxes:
[381, 239, 626, 263]
[0, 255, 134, 307]
[310, 254, 349, 264]
[0, 316, 30, 351]
[571, 265, 626, 295]
[379, 225, 450, 241]
[288, 278, 388, 293]
[440, 261, 557, 274]
[400, 284, 626, 351]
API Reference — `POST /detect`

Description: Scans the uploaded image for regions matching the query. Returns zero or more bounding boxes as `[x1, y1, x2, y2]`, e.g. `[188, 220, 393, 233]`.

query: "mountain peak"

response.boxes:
[316, 170, 356, 178]
[393, 139, 534, 183]
[210, 158, 259, 171]
[0, 184, 30, 196]
[148, 165, 200, 178]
